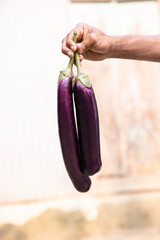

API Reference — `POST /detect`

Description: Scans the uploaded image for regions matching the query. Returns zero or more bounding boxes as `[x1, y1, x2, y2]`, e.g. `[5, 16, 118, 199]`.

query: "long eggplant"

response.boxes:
[57, 35, 91, 192]
[74, 50, 102, 176]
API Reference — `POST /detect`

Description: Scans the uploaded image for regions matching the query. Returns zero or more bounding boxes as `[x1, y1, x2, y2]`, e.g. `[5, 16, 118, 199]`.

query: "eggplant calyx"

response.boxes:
[76, 73, 92, 88]
[58, 68, 73, 82]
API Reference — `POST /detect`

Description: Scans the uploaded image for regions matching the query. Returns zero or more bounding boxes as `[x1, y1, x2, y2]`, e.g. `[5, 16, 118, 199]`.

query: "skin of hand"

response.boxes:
[62, 22, 160, 62]
[61, 22, 112, 61]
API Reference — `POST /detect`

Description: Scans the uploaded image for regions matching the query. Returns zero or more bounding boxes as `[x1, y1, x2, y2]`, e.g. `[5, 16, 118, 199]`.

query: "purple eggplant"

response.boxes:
[57, 40, 91, 192]
[74, 52, 102, 176]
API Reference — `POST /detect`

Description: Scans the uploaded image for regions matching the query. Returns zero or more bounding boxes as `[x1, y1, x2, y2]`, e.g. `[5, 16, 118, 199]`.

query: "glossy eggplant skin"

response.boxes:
[58, 76, 91, 192]
[74, 81, 101, 176]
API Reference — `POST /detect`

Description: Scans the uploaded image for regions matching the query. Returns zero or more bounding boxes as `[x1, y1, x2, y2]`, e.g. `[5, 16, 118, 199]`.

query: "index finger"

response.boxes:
[66, 23, 86, 51]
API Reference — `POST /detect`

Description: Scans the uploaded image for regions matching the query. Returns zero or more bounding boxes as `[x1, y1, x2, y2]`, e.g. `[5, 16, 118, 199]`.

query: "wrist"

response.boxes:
[104, 35, 119, 59]
[106, 35, 141, 60]
[107, 36, 126, 59]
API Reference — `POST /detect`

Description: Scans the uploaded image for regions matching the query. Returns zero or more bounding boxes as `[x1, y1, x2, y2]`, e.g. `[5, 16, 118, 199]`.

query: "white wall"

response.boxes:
[0, 0, 75, 204]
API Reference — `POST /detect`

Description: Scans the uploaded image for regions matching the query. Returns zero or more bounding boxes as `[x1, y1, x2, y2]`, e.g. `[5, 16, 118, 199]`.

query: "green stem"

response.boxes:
[72, 31, 82, 73]
[75, 51, 82, 73]
[67, 32, 78, 70]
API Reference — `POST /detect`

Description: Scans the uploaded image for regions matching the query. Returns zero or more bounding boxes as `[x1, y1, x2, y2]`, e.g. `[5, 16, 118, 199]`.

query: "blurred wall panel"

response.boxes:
[0, 0, 75, 204]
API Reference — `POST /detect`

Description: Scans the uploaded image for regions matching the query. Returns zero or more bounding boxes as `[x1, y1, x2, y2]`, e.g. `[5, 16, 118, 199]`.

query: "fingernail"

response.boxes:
[79, 55, 84, 62]
[76, 43, 82, 53]
[71, 45, 76, 51]
[76, 43, 81, 49]
[67, 51, 73, 57]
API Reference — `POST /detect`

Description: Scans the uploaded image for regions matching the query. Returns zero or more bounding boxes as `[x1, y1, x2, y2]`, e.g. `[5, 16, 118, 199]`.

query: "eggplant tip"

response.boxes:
[75, 177, 92, 193]
[84, 163, 102, 176]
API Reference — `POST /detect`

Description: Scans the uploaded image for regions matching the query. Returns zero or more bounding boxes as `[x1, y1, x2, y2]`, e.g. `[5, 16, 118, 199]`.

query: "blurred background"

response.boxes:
[0, 0, 160, 239]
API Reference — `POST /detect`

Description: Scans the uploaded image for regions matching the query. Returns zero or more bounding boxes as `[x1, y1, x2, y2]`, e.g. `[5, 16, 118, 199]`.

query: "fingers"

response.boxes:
[79, 54, 84, 61]
[61, 23, 87, 58]
[62, 35, 84, 62]
[62, 37, 74, 58]
[76, 34, 95, 54]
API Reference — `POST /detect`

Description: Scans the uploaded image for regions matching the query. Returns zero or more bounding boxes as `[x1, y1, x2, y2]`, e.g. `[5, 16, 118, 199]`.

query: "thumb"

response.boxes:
[76, 36, 92, 54]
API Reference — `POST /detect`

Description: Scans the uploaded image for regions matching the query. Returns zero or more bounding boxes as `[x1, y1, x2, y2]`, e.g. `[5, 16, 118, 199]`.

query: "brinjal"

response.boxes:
[74, 48, 102, 176]
[57, 33, 91, 192]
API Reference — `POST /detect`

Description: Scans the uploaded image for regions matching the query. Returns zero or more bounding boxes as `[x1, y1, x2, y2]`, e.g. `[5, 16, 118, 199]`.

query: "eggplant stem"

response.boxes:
[72, 31, 82, 74]
[75, 51, 82, 74]
[67, 32, 78, 71]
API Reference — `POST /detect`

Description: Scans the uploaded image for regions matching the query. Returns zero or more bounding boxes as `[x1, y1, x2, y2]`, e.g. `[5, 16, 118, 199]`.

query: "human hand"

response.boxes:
[62, 23, 160, 63]
[62, 22, 112, 61]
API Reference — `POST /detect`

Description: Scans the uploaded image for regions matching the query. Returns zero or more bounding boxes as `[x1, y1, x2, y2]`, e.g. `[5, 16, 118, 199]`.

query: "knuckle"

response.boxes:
[66, 39, 71, 48]
[90, 33, 96, 42]
[61, 37, 66, 44]
[66, 32, 71, 38]
[89, 33, 97, 45]
[76, 22, 86, 27]
[61, 47, 66, 54]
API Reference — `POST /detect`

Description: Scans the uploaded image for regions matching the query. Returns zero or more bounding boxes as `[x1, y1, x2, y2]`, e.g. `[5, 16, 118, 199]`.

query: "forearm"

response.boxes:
[108, 35, 160, 62]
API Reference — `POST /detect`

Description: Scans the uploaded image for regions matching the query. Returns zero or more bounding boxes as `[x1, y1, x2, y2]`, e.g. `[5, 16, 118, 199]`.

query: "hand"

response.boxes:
[62, 22, 160, 63]
[62, 22, 112, 61]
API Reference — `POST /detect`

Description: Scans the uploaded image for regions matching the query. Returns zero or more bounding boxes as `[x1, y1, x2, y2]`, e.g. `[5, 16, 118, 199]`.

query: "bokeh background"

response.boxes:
[0, 0, 160, 239]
